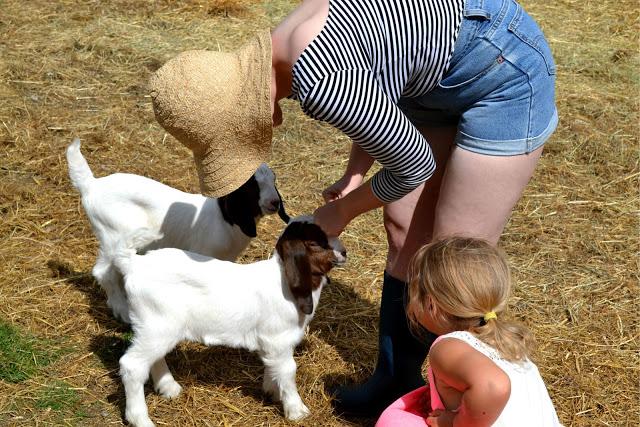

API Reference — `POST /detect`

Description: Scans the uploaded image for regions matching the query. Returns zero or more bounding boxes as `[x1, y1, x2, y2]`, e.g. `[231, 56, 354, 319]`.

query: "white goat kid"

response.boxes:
[113, 217, 346, 426]
[66, 138, 288, 323]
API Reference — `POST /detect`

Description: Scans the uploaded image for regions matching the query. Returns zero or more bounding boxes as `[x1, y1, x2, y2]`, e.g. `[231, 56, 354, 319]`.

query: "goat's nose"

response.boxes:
[341, 250, 347, 258]
[269, 200, 280, 211]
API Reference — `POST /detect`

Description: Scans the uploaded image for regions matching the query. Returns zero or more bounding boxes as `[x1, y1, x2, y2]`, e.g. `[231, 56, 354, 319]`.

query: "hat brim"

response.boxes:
[195, 144, 265, 199]
[150, 29, 273, 198]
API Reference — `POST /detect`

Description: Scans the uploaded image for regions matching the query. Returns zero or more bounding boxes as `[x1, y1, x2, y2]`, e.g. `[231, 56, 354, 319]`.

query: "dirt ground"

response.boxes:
[0, 0, 638, 426]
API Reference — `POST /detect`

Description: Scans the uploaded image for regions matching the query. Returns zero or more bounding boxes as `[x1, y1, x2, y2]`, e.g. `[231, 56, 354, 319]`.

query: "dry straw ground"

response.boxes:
[0, 0, 638, 426]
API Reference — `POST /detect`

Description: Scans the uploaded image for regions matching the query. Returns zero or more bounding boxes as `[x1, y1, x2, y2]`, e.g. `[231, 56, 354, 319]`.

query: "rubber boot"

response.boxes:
[331, 272, 437, 417]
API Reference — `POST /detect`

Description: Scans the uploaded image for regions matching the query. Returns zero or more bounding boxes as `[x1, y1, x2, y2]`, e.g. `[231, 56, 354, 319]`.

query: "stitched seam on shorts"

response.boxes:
[438, 57, 502, 89]
[458, 130, 529, 144]
[526, 70, 534, 151]
[457, 108, 557, 145]
[450, 16, 482, 68]
[530, 109, 558, 143]
[484, 0, 509, 39]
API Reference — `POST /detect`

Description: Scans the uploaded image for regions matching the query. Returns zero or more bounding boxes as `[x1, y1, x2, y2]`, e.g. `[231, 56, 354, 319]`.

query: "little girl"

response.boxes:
[376, 237, 561, 427]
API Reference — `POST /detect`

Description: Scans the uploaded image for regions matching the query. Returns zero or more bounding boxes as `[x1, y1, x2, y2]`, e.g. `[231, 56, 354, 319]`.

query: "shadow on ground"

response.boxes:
[48, 258, 383, 425]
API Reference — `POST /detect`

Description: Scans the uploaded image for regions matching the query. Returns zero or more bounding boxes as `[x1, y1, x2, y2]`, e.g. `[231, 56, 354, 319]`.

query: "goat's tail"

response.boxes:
[66, 138, 95, 194]
[112, 228, 163, 277]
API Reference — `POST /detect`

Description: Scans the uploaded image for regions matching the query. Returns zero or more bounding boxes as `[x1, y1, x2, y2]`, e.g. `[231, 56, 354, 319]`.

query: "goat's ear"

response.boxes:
[276, 188, 290, 224]
[297, 294, 313, 315]
[281, 240, 313, 315]
[220, 194, 258, 238]
[236, 213, 257, 238]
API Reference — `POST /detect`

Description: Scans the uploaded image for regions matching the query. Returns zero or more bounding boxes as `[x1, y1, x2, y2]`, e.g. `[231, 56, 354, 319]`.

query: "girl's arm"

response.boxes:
[427, 338, 511, 427]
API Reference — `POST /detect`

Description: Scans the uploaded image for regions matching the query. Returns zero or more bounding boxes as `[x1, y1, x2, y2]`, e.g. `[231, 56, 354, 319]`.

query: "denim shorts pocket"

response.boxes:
[507, 6, 556, 75]
[438, 41, 503, 89]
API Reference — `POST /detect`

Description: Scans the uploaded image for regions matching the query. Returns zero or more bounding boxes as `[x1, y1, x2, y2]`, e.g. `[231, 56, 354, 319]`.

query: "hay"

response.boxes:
[0, 0, 638, 426]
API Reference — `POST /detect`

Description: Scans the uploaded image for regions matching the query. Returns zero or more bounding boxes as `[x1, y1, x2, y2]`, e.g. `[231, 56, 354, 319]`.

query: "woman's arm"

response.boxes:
[301, 69, 436, 204]
[314, 178, 383, 236]
[305, 70, 437, 235]
[427, 338, 511, 427]
[322, 143, 375, 202]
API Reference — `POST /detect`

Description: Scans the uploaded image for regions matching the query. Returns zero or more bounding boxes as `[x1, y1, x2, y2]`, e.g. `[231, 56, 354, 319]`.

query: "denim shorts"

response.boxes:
[398, 0, 558, 156]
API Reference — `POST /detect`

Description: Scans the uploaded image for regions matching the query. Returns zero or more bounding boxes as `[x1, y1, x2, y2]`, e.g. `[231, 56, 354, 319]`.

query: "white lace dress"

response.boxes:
[429, 330, 562, 426]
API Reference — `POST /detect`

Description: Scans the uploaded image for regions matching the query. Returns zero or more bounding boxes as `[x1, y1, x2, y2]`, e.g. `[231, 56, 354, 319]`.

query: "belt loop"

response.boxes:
[464, 0, 492, 20]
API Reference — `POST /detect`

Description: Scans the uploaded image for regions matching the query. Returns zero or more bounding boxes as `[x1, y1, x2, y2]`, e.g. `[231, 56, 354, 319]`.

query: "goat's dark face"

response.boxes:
[254, 163, 283, 216]
[218, 163, 288, 237]
[276, 219, 347, 315]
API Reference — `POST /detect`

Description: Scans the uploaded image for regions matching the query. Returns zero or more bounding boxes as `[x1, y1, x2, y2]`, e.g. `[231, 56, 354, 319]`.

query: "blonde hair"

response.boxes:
[407, 237, 534, 362]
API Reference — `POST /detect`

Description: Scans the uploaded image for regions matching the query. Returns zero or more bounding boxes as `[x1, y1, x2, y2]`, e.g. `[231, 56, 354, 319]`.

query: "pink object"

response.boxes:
[381, 332, 563, 427]
[375, 386, 430, 427]
[428, 337, 447, 412]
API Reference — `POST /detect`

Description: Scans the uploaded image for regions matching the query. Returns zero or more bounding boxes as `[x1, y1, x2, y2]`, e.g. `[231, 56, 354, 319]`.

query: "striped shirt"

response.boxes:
[290, 0, 464, 202]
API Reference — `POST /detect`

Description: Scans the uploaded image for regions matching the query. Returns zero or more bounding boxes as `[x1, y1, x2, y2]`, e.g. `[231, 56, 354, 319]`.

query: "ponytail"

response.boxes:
[470, 316, 534, 362]
[407, 237, 536, 363]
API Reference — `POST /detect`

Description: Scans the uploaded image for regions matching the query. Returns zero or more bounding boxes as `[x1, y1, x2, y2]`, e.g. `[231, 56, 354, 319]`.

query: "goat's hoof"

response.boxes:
[264, 390, 281, 403]
[284, 403, 310, 421]
[125, 413, 155, 427]
[156, 380, 182, 399]
[262, 383, 280, 402]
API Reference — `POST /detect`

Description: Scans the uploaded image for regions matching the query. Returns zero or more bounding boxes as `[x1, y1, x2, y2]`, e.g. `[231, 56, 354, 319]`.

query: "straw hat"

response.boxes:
[150, 30, 273, 198]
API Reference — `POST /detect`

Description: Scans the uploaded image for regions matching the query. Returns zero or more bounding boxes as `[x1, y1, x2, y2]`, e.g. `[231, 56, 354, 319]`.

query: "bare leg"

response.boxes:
[332, 127, 457, 416]
[384, 126, 457, 281]
[433, 144, 544, 243]
[334, 127, 545, 417]
[384, 129, 544, 278]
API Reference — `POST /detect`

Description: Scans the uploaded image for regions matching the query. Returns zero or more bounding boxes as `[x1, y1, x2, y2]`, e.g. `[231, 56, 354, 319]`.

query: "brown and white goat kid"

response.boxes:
[113, 216, 346, 427]
[66, 138, 289, 323]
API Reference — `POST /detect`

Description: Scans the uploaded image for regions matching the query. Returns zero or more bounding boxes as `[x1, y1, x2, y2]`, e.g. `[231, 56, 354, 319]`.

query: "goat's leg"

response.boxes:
[93, 255, 130, 323]
[262, 365, 281, 402]
[120, 337, 174, 427]
[150, 357, 182, 399]
[261, 349, 309, 421]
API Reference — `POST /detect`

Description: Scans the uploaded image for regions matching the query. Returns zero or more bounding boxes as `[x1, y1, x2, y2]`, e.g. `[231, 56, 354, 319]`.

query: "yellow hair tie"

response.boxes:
[484, 311, 498, 322]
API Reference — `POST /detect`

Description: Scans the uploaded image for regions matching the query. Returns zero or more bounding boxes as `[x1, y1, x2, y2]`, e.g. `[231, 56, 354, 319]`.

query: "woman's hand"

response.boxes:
[313, 200, 349, 237]
[322, 143, 374, 202]
[322, 174, 363, 203]
[316, 180, 384, 237]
